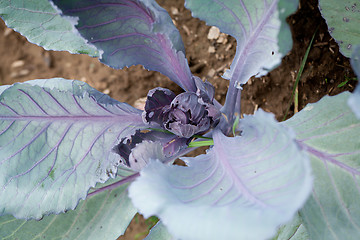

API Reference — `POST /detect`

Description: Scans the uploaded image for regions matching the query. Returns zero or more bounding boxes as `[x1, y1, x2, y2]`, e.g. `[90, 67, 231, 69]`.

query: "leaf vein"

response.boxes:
[18, 89, 49, 116]
[0, 122, 51, 166]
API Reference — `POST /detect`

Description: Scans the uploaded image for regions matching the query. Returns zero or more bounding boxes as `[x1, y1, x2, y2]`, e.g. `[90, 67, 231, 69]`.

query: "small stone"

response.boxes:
[170, 7, 179, 15]
[207, 26, 220, 40]
[217, 33, 228, 44]
[18, 69, 30, 77]
[103, 89, 110, 95]
[10, 69, 30, 78]
[3, 28, 12, 37]
[225, 44, 232, 51]
[11, 60, 25, 68]
[216, 63, 228, 73]
[182, 25, 190, 36]
[133, 97, 147, 110]
[208, 46, 216, 53]
[207, 69, 216, 78]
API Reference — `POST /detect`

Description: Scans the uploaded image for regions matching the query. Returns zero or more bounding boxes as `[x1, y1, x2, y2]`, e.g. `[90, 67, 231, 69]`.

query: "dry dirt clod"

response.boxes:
[207, 26, 220, 40]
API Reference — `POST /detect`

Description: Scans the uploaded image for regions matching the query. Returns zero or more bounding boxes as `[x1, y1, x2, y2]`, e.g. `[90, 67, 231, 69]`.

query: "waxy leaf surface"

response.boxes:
[0, 79, 145, 219]
[185, 0, 297, 86]
[0, 180, 136, 240]
[145, 221, 175, 240]
[129, 110, 312, 240]
[319, 0, 360, 58]
[273, 213, 309, 240]
[0, 0, 99, 56]
[285, 92, 360, 240]
[348, 45, 360, 119]
[51, 0, 195, 91]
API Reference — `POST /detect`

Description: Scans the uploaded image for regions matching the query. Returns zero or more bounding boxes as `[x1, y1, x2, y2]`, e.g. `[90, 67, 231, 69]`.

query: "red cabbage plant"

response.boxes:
[0, 0, 359, 239]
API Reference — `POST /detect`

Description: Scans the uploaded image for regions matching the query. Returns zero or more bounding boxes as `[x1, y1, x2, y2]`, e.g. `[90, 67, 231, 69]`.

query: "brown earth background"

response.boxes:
[0, 0, 357, 239]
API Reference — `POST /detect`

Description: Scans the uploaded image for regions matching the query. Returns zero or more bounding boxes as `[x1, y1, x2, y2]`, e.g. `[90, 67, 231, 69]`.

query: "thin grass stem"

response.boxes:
[283, 28, 318, 121]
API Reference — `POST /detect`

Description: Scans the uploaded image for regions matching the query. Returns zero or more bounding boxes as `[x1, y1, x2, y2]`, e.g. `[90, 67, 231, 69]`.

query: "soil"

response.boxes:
[0, 0, 357, 239]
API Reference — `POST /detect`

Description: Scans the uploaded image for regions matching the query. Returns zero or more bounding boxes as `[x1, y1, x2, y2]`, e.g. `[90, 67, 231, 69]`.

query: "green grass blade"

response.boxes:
[283, 29, 318, 121]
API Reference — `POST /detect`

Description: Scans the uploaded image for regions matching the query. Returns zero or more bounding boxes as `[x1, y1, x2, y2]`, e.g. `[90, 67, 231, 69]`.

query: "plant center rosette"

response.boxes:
[113, 77, 220, 171]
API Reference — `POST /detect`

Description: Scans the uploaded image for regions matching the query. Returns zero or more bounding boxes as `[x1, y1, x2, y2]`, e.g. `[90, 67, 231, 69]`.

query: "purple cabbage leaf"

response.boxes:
[0, 0, 195, 91]
[185, 0, 297, 87]
[0, 179, 136, 239]
[284, 92, 360, 240]
[114, 78, 220, 172]
[348, 45, 360, 119]
[143, 77, 220, 138]
[0, 0, 318, 239]
[129, 110, 312, 240]
[0, 0, 99, 56]
[50, 0, 195, 92]
[318, 0, 360, 58]
[0, 78, 146, 219]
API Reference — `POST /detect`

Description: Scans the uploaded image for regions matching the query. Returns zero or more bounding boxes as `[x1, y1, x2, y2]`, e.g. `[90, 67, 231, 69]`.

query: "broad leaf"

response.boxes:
[0, 0, 195, 91]
[319, 0, 360, 58]
[185, 0, 297, 86]
[50, 0, 195, 91]
[0, 0, 99, 56]
[273, 213, 309, 240]
[129, 110, 312, 240]
[0, 79, 145, 219]
[285, 92, 360, 240]
[0, 179, 136, 240]
[145, 221, 175, 240]
[348, 45, 360, 119]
